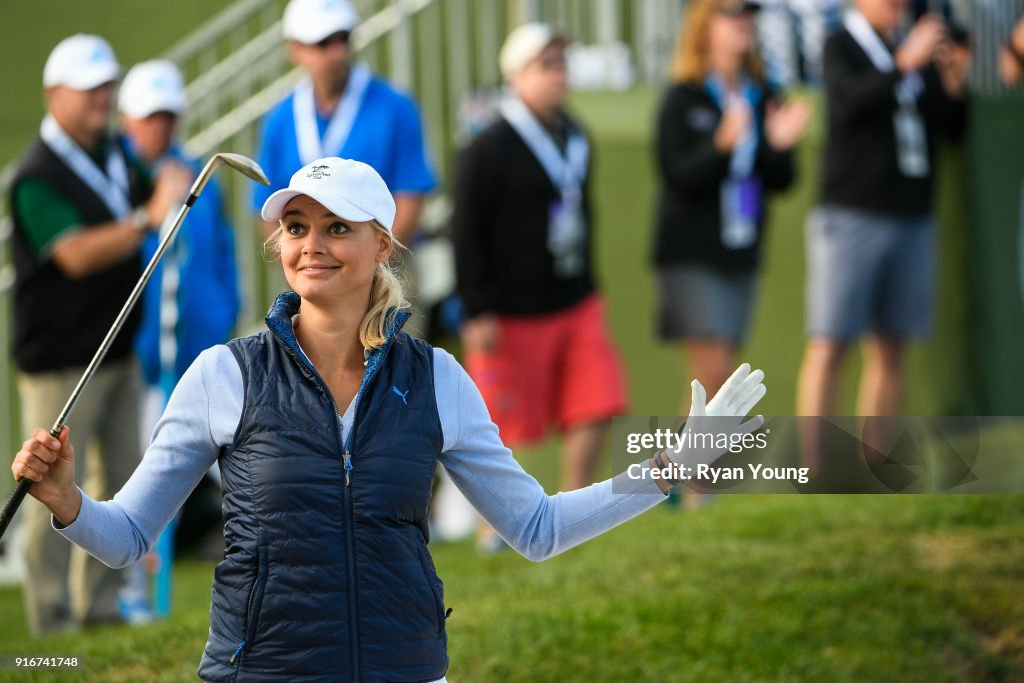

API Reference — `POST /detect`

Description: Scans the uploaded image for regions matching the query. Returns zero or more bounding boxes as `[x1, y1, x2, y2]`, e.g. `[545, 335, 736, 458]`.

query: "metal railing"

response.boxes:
[170, 0, 689, 320]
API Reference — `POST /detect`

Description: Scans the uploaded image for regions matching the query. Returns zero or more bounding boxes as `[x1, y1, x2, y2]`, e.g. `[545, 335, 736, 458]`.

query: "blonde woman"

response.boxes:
[653, 0, 810, 411]
[13, 157, 766, 681]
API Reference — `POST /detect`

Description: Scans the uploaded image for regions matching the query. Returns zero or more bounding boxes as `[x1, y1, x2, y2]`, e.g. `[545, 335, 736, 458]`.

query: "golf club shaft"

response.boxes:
[0, 195, 197, 542]
[59, 201, 193, 432]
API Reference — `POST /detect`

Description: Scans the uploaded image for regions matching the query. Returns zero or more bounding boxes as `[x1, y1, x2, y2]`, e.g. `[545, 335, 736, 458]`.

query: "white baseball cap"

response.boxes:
[118, 60, 186, 118]
[261, 157, 396, 232]
[283, 0, 360, 44]
[43, 34, 120, 90]
[499, 22, 568, 78]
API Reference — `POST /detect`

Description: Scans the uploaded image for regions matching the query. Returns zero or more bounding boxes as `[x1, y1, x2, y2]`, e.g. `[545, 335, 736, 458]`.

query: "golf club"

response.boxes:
[0, 152, 269, 542]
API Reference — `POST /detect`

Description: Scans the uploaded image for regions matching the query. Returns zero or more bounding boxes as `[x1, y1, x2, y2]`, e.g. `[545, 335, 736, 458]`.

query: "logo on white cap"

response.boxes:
[261, 157, 396, 232]
[307, 164, 332, 179]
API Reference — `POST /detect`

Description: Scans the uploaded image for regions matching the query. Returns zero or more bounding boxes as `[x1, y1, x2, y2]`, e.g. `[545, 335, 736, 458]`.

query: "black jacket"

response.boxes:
[452, 114, 595, 318]
[10, 135, 150, 372]
[820, 28, 967, 216]
[652, 82, 795, 272]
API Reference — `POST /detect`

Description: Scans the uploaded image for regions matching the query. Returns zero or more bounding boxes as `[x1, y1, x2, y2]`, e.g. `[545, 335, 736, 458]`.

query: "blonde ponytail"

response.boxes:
[359, 227, 411, 349]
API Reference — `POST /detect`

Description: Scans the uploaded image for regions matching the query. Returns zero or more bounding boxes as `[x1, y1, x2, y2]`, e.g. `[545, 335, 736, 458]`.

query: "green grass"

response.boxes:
[0, 9, 1021, 681]
[1, 494, 1022, 681]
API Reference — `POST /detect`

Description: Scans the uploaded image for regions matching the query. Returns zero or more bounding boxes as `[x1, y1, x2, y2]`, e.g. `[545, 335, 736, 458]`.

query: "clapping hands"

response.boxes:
[765, 98, 812, 152]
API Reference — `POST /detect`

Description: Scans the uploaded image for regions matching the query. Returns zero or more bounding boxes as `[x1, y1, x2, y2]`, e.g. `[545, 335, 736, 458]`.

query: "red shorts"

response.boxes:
[465, 294, 629, 446]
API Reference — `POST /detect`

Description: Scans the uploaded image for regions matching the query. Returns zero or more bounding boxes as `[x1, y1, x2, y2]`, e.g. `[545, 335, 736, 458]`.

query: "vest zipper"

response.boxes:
[274, 336, 357, 678]
[226, 575, 258, 665]
[271, 311, 405, 682]
[341, 381, 365, 680]
[227, 641, 245, 666]
[337, 415, 352, 487]
[316, 372, 360, 679]
[338, 330, 399, 681]
[228, 530, 266, 667]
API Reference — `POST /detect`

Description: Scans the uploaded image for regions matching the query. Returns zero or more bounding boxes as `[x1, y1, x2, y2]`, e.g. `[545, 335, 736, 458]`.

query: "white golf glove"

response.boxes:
[667, 363, 766, 469]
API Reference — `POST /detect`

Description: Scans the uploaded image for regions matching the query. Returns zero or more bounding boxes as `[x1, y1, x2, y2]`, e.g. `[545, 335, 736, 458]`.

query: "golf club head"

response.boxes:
[215, 152, 270, 185]
[191, 152, 269, 197]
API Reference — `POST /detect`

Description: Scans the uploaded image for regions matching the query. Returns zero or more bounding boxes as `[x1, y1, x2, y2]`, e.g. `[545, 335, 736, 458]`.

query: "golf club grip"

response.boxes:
[0, 479, 32, 542]
[0, 426, 61, 542]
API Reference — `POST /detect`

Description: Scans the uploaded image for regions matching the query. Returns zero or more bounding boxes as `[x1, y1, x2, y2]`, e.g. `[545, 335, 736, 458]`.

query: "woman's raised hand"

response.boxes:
[692, 362, 765, 419]
[11, 426, 82, 526]
[668, 363, 766, 468]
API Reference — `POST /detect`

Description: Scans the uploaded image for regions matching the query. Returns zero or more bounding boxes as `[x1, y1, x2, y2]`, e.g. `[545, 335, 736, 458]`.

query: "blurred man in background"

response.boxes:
[453, 23, 628, 551]
[797, 0, 969, 427]
[117, 60, 239, 621]
[120, 60, 240, 413]
[252, 0, 435, 247]
[8, 34, 189, 634]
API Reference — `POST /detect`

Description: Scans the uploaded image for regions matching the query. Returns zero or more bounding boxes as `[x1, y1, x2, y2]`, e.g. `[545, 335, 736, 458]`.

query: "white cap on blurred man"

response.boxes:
[43, 34, 119, 90]
[283, 0, 360, 44]
[499, 22, 567, 78]
[118, 60, 186, 118]
[261, 157, 397, 233]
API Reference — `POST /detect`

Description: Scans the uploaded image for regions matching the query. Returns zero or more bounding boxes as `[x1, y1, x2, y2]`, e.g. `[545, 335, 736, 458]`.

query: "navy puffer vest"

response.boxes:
[198, 292, 448, 682]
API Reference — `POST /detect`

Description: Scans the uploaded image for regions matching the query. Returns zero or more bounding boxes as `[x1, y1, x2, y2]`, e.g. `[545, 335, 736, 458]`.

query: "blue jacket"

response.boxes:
[127, 143, 240, 388]
[198, 292, 448, 682]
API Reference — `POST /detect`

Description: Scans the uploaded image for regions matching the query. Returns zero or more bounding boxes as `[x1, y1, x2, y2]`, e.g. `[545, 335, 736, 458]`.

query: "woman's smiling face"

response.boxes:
[278, 194, 391, 306]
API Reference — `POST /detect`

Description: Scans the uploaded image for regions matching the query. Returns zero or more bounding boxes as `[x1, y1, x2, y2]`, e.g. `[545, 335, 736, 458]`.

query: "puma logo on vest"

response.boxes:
[392, 386, 409, 406]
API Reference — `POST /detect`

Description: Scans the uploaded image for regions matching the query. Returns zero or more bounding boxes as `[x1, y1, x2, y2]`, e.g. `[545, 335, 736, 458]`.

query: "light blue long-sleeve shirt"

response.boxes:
[54, 337, 667, 568]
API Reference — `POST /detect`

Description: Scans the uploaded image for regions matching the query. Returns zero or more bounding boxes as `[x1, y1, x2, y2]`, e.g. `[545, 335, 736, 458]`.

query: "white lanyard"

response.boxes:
[845, 9, 930, 176]
[158, 239, 181, 379]
[155, 161, 182, 380]
[705, 74, 759, 179]
[39, 114, 132, 219]
[728, 94, 757, 178]
[844, 10, 923, 105]
[293, 62, 372, 166]
[499, 95, 589, 202]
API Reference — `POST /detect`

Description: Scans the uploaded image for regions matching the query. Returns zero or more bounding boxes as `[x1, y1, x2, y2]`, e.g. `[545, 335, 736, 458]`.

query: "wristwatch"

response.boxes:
[129, 206, 151, 233]
[650, 450, 682, 494]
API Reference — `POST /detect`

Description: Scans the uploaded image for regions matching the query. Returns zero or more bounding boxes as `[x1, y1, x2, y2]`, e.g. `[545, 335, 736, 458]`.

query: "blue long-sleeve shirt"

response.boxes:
[54, 332, 667, 567]
[131, 144, 240, 387]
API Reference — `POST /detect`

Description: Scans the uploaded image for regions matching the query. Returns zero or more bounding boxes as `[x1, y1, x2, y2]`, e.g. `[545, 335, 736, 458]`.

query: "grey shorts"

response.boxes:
[805, 205, 935, 341]
[656, 264, 756, 345]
